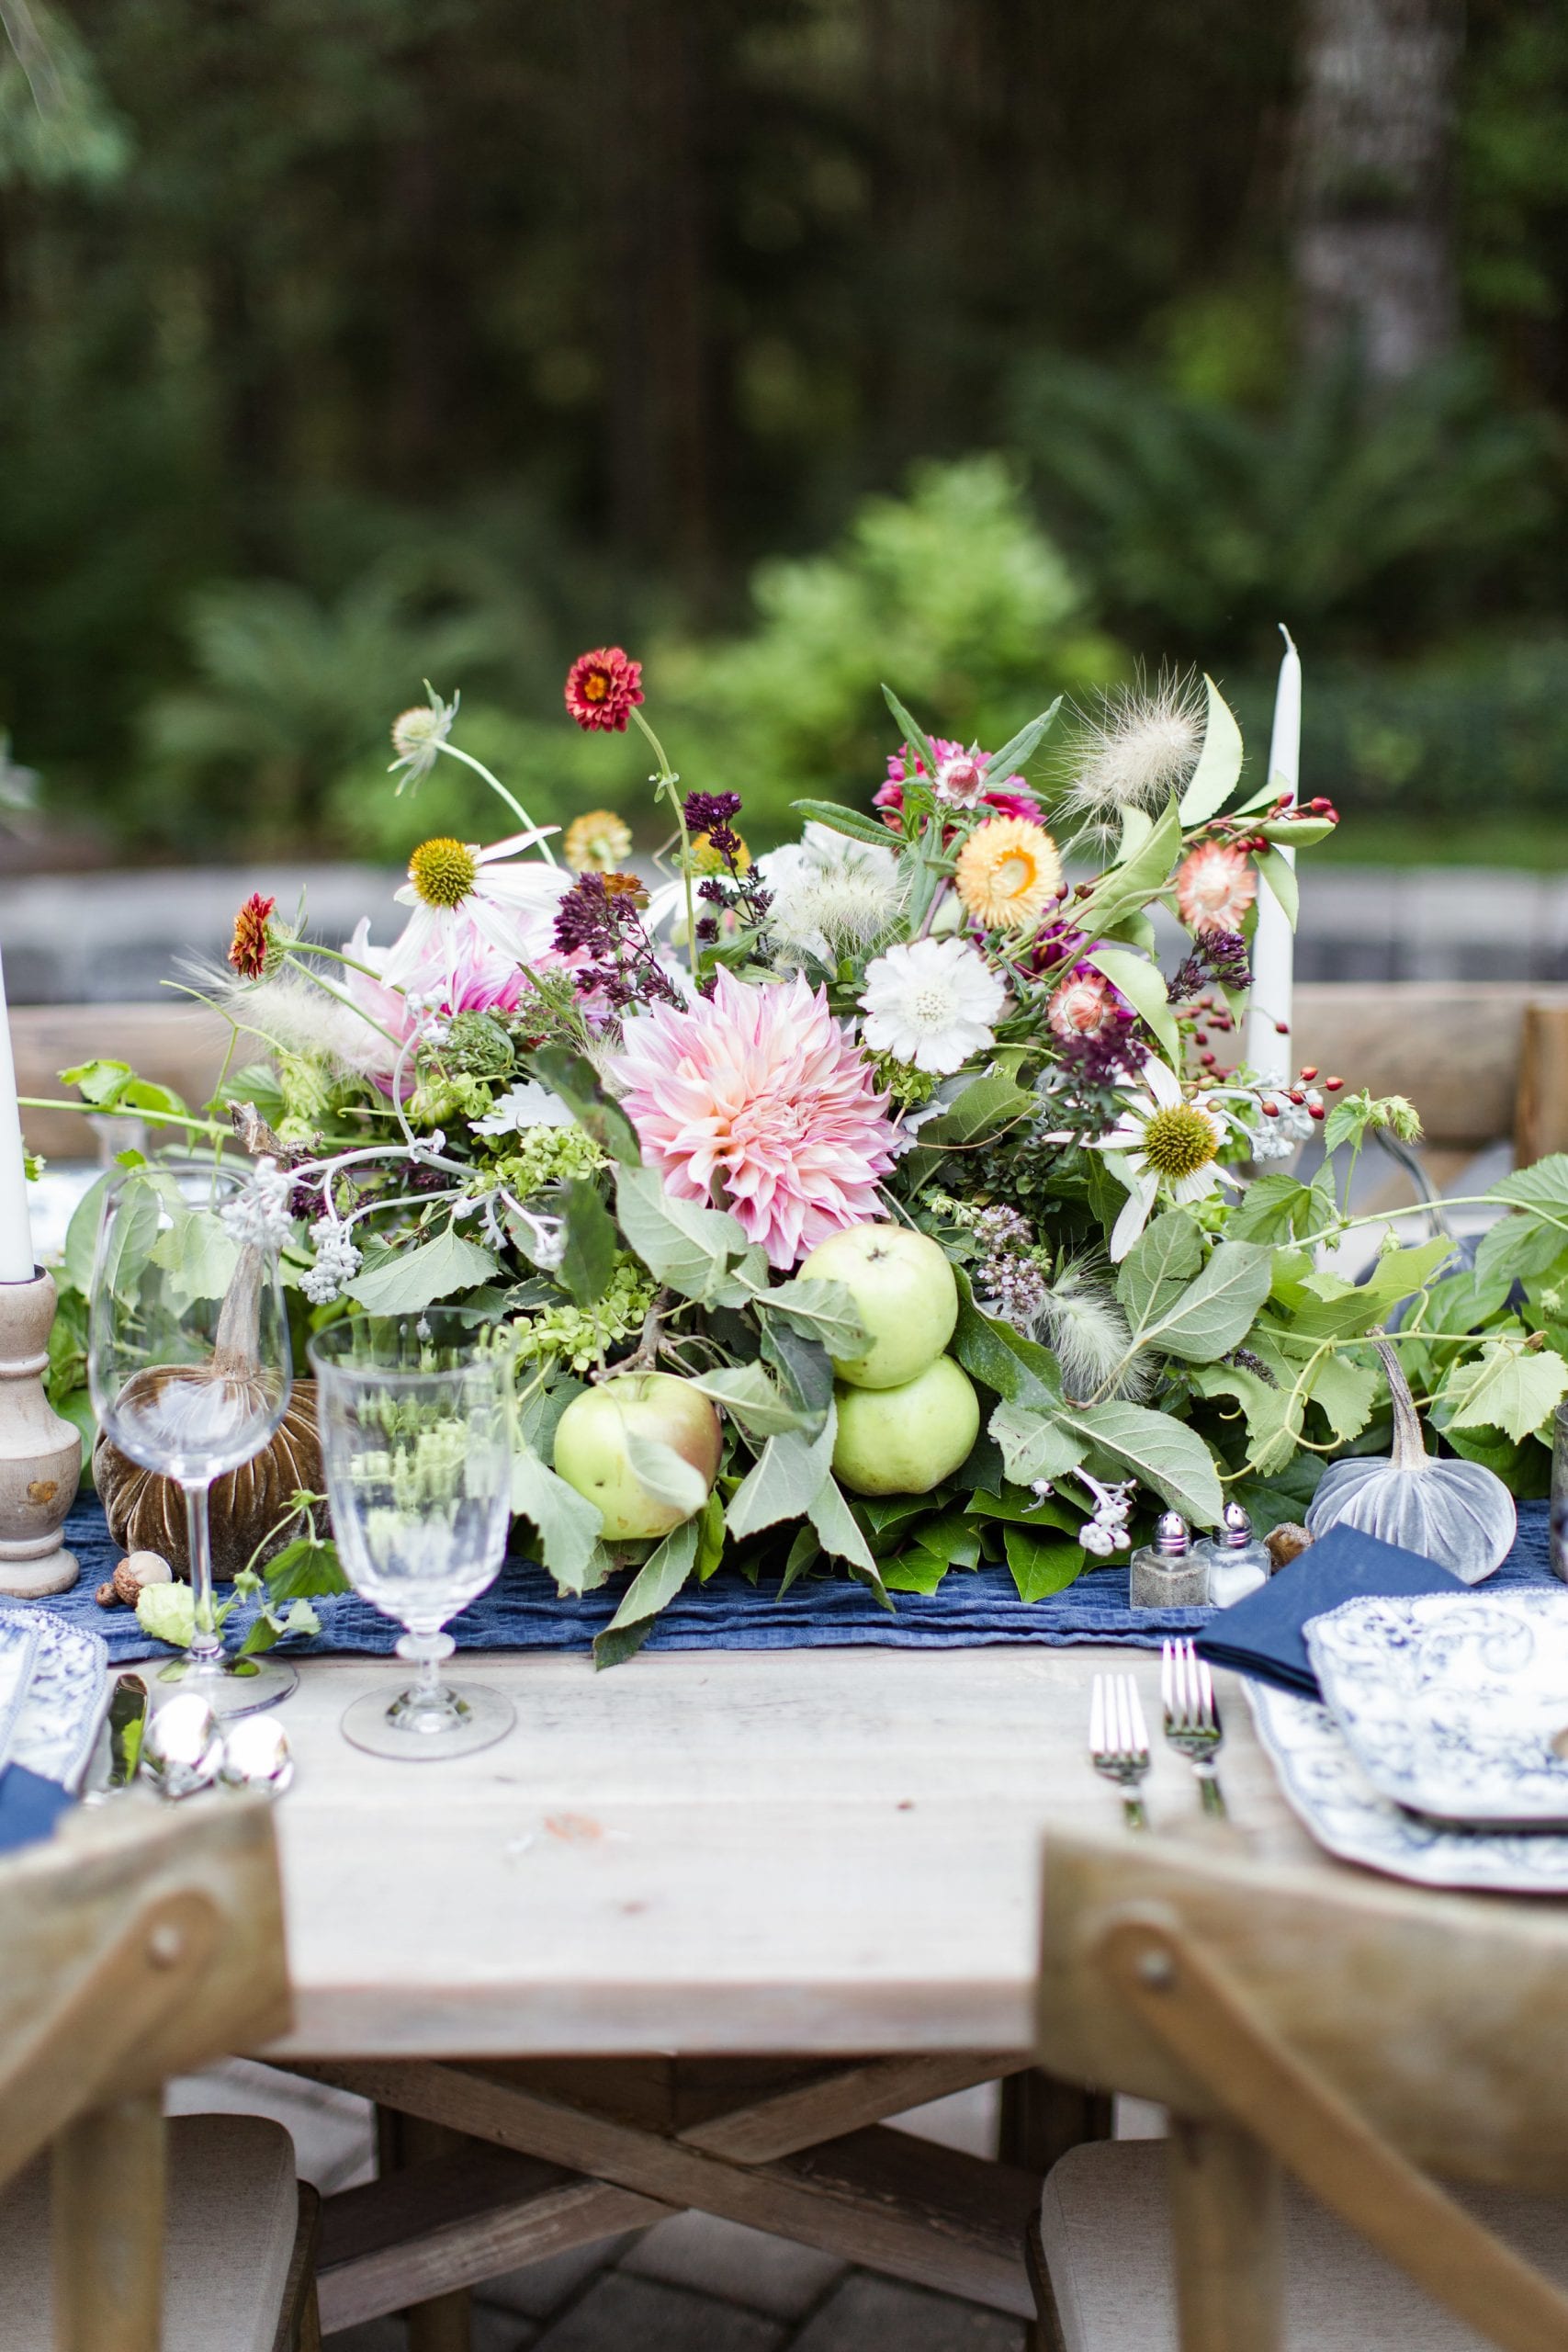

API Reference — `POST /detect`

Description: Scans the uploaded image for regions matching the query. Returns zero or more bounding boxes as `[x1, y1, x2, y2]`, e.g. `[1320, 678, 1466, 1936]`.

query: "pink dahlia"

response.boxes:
[608, 967, 897, 1268]
[875, 737, 1043, 831]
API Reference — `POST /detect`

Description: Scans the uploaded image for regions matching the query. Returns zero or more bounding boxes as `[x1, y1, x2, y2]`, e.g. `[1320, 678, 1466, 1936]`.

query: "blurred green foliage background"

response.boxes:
[2, 0, 1566, 861]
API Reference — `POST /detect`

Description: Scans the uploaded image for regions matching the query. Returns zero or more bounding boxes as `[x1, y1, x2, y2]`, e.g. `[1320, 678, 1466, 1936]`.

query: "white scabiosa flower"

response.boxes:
[1088, 1057, 1244, 1259]
[389, 683, 458, 791]
[858, 935, 1006, 1076]
[1057, 672, 1206, 840]
[759, 823, 908, 963]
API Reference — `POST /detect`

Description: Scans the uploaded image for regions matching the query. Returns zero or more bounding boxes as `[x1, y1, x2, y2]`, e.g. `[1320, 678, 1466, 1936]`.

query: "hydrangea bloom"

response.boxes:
[608, 968, 897, 1267]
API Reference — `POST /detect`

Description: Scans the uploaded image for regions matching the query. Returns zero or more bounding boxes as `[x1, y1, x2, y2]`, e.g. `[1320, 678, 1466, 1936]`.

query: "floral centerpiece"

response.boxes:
[48, 649, 1568, 1663]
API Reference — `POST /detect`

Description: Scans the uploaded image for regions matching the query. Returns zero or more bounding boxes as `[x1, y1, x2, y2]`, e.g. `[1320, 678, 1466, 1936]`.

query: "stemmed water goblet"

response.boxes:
[88, 1163, 297, 1715]
[309, 1313, 515, 1759]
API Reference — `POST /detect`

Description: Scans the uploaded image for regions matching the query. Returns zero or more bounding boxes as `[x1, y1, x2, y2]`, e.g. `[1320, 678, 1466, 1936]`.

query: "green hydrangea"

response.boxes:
[513, 1254, 656, 1373]
[408, 1073, 495, 1127]
[867, 1049, 937, 1111]
[437, 1011, 514, 1079]
[276, 1051, 336, 1142]
[488, 1125, 607, 1199]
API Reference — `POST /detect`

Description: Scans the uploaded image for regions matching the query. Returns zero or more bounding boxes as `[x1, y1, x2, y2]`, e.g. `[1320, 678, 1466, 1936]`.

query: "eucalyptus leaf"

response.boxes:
[1177, 674, 1245, 826]
[347, 1228, 498, 1314]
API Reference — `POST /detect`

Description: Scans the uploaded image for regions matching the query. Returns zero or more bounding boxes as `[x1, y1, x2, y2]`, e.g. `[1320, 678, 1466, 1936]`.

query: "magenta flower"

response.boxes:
[608, 968, 897, 1268]
[875, 737, 1043, 831]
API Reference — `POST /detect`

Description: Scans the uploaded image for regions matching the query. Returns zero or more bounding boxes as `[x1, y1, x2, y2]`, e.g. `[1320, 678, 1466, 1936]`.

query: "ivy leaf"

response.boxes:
[347, 1228, 498, 1313]
[523, 1045, 641, 1165]
[1303, 1352, 1380, 1444]
[261, 1534, 349, 1602]
[1084, 947, 1180, 1065]
[1177, 674, 1245, 826]
[1003, 1527, 1087, 1602]
[1189, 1360, 1303, 1477]
[726, 1404, 837, 1539]
[556, 1178, 617, 1306]
[615, 1165, 750, 1300]
[1056, 1399, 1224, 1525]
[1441, 1342, 1568, 1444]
[988, 1399, 1088, 1487]
[512, 1441, 604, 1591]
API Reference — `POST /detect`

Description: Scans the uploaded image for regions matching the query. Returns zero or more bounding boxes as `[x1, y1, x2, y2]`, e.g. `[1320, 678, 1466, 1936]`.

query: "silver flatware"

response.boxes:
[219, 1716, 294, 1797]
[1090, 1672, 1151, 1829]
[1162, 1637, 1226, 1817]
[139, 1692, 223, 1801]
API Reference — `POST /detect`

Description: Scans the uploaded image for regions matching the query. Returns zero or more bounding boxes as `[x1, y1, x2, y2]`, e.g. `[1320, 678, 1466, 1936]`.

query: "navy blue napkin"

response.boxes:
[0, 1764, 74, 1855]
[1196, 1523, 1465, 1699]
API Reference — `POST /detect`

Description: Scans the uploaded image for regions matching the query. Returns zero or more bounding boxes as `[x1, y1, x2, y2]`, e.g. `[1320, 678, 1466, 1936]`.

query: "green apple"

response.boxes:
[831, 1356, 980, 1497]
[552, 1373, 723, 1541]
[798, 1222, 958, 1390]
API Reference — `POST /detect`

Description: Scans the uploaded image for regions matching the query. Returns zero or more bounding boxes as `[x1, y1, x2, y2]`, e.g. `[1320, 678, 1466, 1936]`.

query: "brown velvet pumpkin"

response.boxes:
[94, 1382, 322, 1580]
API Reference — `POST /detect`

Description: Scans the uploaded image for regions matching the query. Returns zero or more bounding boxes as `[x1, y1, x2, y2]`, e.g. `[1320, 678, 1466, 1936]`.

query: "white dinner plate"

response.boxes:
[1306, 1589, 1568, 1829]
[10, 1609, 111, 1792]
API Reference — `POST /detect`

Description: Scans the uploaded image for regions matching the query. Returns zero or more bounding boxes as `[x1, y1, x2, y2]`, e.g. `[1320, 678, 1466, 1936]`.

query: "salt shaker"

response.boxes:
[1198, 1500, 1270, 1609]
[1129, 1510, 1208, 1611]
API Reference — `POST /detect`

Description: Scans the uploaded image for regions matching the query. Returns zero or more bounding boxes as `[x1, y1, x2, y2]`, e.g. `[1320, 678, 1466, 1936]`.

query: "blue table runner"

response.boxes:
[10, 1496, 1557, 1667]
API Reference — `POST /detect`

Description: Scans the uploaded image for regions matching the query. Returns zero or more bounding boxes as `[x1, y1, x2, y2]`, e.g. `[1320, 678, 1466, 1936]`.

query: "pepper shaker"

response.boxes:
[1129, 1510, 1208, 1611]
[1197, 1500, 1271, 1609]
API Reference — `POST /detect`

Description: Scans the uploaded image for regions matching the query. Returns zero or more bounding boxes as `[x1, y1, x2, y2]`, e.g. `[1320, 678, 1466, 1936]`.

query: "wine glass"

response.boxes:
[88, 1163, 297, 1715]
[309, 1313, 515, 1759]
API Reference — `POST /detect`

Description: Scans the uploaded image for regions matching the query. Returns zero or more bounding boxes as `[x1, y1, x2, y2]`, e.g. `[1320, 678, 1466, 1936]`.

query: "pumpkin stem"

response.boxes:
[1372, 1331, 1427, 1470]
[213, 1245, 264, 1376]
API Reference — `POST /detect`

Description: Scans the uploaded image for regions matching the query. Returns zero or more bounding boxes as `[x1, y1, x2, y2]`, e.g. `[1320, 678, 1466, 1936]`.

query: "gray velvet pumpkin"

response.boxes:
[1305, 1338, 1516, 1583]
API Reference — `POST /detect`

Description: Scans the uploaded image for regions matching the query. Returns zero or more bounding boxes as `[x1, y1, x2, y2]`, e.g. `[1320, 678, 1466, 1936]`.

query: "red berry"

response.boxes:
[1201, 1051, 1217, 1069]
[1325, 1075, 1344, 1091]
[1275, 1020, 1290, 1035]
[1300, 1065, 1318, 1080]
[1289, 1089, 1306, 1105]
[1308, 1102, 1325, 1121]
[1309, 797, 1331, 813]
[1261, 1100, 1280, 1115]
[1193, 1030, 1209, 1046]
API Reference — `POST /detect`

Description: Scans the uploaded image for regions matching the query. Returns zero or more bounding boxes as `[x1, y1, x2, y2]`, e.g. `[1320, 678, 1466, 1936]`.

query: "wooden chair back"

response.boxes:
[1034, 1828, 1568, 2352]
[0, 1793, 291, 2352]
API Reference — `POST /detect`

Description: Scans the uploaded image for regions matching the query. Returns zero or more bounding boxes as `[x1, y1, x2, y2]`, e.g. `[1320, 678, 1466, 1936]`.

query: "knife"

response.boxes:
[84, 1674, 150, 1804]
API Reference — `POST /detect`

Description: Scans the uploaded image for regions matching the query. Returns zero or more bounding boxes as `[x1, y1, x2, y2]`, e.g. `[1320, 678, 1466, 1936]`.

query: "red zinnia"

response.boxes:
[565, 646, 643, 733]
[228, 892, 276, 980]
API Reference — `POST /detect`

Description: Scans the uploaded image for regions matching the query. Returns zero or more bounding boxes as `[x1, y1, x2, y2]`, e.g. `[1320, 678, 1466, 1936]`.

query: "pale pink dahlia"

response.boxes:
[608, 968, 897, 1268]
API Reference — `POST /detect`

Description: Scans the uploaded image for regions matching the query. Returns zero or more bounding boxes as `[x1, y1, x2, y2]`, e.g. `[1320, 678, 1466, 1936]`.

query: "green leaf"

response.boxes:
[347, 1228, 498, 1314]
[1476, 1215, 1568, 1286]
[1283, 1238, 1454, 1341]
[1117, 1210, 1202, 1329]
[1490, 1156, 1568, 1216]
[1056, 1399, 1224, 1525]
[683, 1361, 816, 1438]
[906, 1071, 1034, 1157]
[760, 1319, 837, 1417]
[1139, 1239, 1273, 1364]
[964, 1485, 1079, 1532]
[726, 1405, 837, 1540]
[136, 1583, 196, 1650]
[1003, 1526, 1087, 1601]
[624, 1432, 711, 1520]
[752, 1276, 870, 1363]
[898, 1510, 982, 1569]
[1083, 947, 1180, 1065]
[557, 1178, 617, 1306]
[62, 1171, 111, 1290]
[162, 1211, 241, 1306]
[1227, 1173, 1328, 1244]
[988, 1399, 1089, 1487]
[807, 1473, 881, 1580]
[778, 1524, 822, 1595]
[1304, 1352, 1380, 1444]
[982, 697, 1062, 789]
[1078, 796, 1182, 935]
[1253, 845, 1298, 929]
[615, 1164, 750, 1300]
[952, 1268, 1061, 1407]
[880, 684, 942, 791]
[695, 1490, 728, 1581]
[262, 1534, 349, 1602]
[523, 1045, 641, 1165]
[512, 1441, 604, 1591]
[1178, 675, 1245, 826]
[1251, 817, 1336, 849]
[604, 1516, 700, 1634]
[1189, 1361, 1303, 1476]
[96, 1177, 164, 1303]
[1441, 1342, 1568, 1444]
[883, 1549, 953, 1595]
[59, 1057, 135, 1105]
[788, 797, 902, 849]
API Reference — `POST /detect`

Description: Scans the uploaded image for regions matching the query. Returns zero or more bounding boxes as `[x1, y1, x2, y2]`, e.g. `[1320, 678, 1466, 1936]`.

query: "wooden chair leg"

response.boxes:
[51, 2092, 165, 2352]
[1001, 2068, 1111, 2352]
[1167, 2115, 1282, 2352]
[274, 2182, 322, 2352]
[378, 2103, 474, 2352]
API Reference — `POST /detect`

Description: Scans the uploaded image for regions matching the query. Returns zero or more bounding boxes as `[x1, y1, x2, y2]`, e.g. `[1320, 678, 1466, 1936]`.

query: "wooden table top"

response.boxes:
[265, 1642, 1323, 2061]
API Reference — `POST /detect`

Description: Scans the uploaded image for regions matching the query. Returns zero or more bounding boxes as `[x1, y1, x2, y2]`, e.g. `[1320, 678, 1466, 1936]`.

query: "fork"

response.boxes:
[1162, 1637, 1226, 1818]
[1089, 1672, 1152, 1830]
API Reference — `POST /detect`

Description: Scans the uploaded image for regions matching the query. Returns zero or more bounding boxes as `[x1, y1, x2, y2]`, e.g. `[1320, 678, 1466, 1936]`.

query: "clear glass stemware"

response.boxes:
[309, 1314, 515, 1759]
[88, 1163, 297, 1715]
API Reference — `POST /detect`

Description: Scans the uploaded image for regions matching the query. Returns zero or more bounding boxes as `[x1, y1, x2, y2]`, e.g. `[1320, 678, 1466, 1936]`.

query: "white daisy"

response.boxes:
[758, 823, 908, 963]
[387, 830, 571, 1001]
[1088, 1057, 1244, 1260]
[388, 682, 458, 791]
[472, 1081, 575, 1137]
[858, 935, 1006, 1075]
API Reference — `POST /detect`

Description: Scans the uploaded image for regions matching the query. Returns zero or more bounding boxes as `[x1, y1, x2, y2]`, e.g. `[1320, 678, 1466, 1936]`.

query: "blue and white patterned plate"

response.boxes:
[1306, 1589, 1568, 1829]
[1247, 1678, 1568, 1893]
[10, 1609, 110, 1792]
[0, 1614, 41, 1771]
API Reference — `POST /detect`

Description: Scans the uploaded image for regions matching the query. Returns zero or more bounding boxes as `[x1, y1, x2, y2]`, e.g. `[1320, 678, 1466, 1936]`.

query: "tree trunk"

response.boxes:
[1294, 0, 1462, 380]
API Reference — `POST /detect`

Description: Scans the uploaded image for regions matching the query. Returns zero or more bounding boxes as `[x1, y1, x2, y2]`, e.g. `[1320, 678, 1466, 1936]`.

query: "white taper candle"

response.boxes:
[0, 940, 36, 1283]
[1245, 624, 1301, 1090]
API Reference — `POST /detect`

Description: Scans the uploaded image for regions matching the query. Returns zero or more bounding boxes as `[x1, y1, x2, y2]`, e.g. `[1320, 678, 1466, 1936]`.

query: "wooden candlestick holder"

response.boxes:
[0, 1267, 82, 1597]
